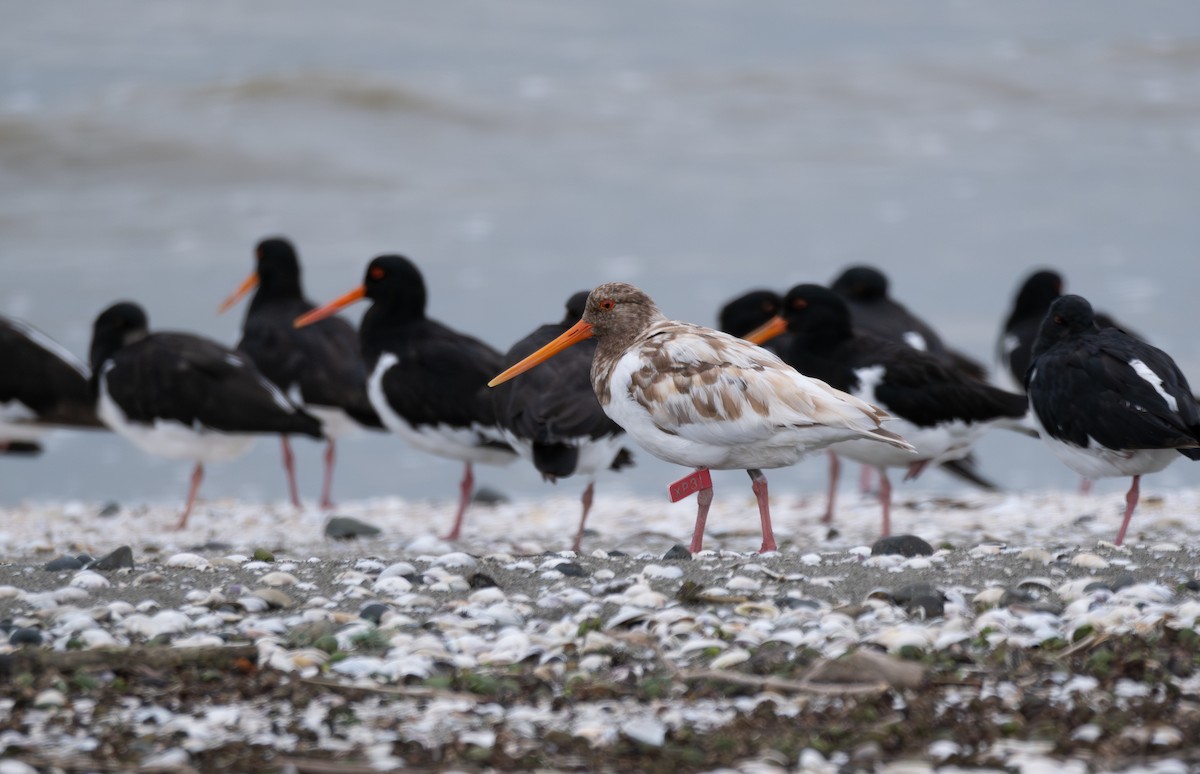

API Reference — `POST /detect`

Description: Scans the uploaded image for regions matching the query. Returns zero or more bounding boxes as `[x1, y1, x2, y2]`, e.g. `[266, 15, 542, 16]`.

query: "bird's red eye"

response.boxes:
[369, 266, 385, 280]
[792, 298, 808, 310]
[599, 298, 615, 311]
[1053, 314, 1064, 325]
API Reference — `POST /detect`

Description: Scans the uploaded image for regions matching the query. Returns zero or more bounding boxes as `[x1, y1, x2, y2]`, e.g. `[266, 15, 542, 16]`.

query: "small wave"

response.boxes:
[191, 72, 493, 126]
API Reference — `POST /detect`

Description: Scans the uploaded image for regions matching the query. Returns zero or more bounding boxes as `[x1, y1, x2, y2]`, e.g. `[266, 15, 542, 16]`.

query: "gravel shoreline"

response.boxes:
[2, 489, 1200, 772]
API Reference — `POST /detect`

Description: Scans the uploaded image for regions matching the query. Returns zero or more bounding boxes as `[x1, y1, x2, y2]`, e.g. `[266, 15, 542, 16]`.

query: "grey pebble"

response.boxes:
[871, 534, 934, 557]
[662, 544, 692, 561]
[325, 516, 382, 540]
[43, 555, 85, 572]
[89, 546, 135, 572]
[360, 603, 389, 624]
[9, 628, 42, 646]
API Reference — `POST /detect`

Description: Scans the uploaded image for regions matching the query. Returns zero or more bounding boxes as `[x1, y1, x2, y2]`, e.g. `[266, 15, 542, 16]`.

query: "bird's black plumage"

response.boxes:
[717, 289, 789, 356]
[1, 315, 101, 430]
[779, 285, 1027, 428]
[491, 291, 633, 551]
[235, 238, 380, 429]
[91, 302, 322, 439]
[493, 291, 630, 479]
[1026, 294, 1200, 545]
[832, 265, 987, 380]
[1028, 295, 1200, 458]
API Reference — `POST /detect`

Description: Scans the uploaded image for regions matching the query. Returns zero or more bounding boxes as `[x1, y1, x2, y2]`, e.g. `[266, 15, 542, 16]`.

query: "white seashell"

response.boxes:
[1071, 724, 1102, 743]
[969, 544, 1003, 558]
[79, 629, 118, 648]
[626, 591, 668, 608]
[1019, 547, 1052, 563]
[55, 612, 97, 634]
[593, 569, 615, 581]
[1151, 542, 1181, 553]
[237, 596, 270, 613]
[604, 605, 649, 629]
[33, 689, 66, 708]
[641, 564, 683, 580]
[726, 576, 761, 592]
[52, 587, 89, 604]
[374, 576, 413, 595]
[800, 553, 822, 566]
[334, 570, 372, 586]
[0, 586, 22, 599]
[378, 562, 417, 580]
[170, 634, 226, 648]
[354, 559, 386, 573]
[192, 614, 225, 630]
[972, 587, 1006, 608]
[733, 602, 780, 619]
[165, 553, 210, 570]
[903, 557, 933, 570]
[258, 571, 299, 587]
[433, 552, 477, 570]
[67, 571, 108, 591]
[1071, 553, 1110, 569]
[133, 572, 166, 585]
[621, 716, 666, 747]
[710, 648, 751, 670]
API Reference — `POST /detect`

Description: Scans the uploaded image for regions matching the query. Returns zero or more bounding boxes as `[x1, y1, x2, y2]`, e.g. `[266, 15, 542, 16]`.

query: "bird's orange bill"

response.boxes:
[294, 286, 366, 328]
[668, 469, 712, 502]
[744, 315, 788, 345]
[218, 272, 260, 314]
[488, 319, 594, 387]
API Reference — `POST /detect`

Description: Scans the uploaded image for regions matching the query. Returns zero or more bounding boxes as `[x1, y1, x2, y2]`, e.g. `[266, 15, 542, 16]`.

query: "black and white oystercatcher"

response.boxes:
[489, 282, 915, 554]
[1026, 294, 1200, 546]
[1, 315, 103, 454]
[717, 289, 788, 356]
[748, 284, 1028, 538]
[492, 291, 633, 552]
[295, 255, 518, 541]
[90, 301, 323, 528]
[219, 237, 381, 509]
[832, 265, 987, 380]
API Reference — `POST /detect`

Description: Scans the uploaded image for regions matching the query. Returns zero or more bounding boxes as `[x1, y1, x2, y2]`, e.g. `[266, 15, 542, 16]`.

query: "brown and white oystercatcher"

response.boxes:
[90, 301, 322, 528]
[219, 237, 381, 509]
[1026, 294, 1200, 546]
[489, 282, 914, 554]
[1, 315, 103, 454]
[748, 284, 1027, 538]
[295, 255, 518, 541]
[492, 291, 633, 552]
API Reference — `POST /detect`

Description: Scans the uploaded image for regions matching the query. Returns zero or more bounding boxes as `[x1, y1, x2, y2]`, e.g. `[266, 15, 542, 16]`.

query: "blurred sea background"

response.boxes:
[3, 1, 1199, 510]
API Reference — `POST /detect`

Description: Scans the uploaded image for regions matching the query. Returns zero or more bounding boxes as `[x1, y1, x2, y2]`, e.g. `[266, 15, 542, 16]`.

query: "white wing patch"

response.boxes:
[902, 331, 928, 351]
[1129, 358, 1178, 413]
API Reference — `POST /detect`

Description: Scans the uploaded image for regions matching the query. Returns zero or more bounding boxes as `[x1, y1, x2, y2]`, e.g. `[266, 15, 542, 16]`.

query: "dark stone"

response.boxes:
[325, 517, 381, 540]
[775, 596, 821, 610]
[1083, 581, 1112, 595]
[906, 594, 945, 619]
[89, 546, 135, 572]
[360, 603, 389, 625]
[8, 628, 42, 646]
[97, 502, 121, 518]
[468, 573, 499, 589]
[471, 486, 509, 505]
[1109, 573, 1137, 592]
[999, 588, 1036, 608]
[1184, 579, 1200, 592]
[44, 555, 84, 572]
[187, 541, 235, 553]
[870, 535, 933, 557]
[893, 582, 942, 605]
[552, 562, 587, 578]
[607, 550, 628, 558]
[662, 544, 692, 561]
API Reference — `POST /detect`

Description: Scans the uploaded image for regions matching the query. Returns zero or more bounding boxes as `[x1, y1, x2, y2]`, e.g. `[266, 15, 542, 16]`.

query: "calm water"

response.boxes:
[4, 1, 1199, 510]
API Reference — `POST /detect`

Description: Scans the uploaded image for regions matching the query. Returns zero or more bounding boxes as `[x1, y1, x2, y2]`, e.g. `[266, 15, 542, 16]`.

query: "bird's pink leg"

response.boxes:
[904, 459, 931, 481]
[1114, 475, 1140, 546]
[822, 451, 839, 524]
[1079, 477, 1093, 495]
[688, 469, 714, 554]
[319, 440, 337, 510]
[280, 437, 302, 509]
[859, 465, 873, 494]
[749, 469, 777, 553]
[572, 480, 595, 553]
[176, 463, 204, 530]
[879, 467, 892, 538]
[442, 462, 473, 541]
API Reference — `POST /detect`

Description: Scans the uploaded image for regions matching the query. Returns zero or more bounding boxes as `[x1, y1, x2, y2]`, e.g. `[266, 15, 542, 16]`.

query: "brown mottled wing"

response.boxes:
[616, 322, 893, 446]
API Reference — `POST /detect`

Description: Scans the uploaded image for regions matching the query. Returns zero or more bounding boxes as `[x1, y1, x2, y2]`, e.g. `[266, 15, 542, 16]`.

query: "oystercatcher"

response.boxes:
[219, 237, 381, 509]
[295, 255, 518, 541]
[90, 301, 322, 528]
[1026, 294, 1200, 545]
[832, 265, 987, 380]
[492, 291, 633, 552]
[490, 282, 915, 554]
[748, 284, 1027, 538]
[1, 315, 103, 454]
[717, 289, 788, 356]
